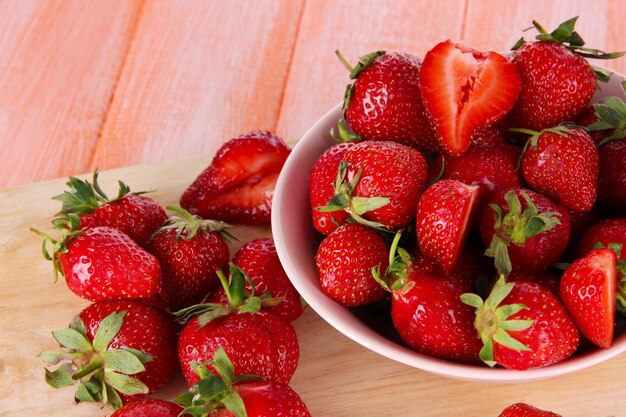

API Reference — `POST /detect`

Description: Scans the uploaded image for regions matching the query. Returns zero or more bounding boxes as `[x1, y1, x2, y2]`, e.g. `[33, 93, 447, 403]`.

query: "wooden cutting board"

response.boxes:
[0, 155, 624, 417]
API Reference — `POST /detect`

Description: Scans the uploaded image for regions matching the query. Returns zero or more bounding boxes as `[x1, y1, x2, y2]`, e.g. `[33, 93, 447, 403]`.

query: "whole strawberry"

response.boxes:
[499, 403, 562, 417]
[462, 277, 579, 370]
[40, 300, 178, 409]
[316, 222, 389, 307]
[150, 206, 232, 311]
[180, 131, 290, 225]
[309, 141, 355, 234]
[176, 264, 299, 386]
[319, 140, 428, 230]
[575, 218, 626, 259]
[34, 220, 161, 302]
[176, 348, 311, 417]
[52, 171, 167, 248]
[340, 50, 439, 152]
[518, 126, 598, 212]
[508, 17, 623, 130]
[419, 40, 521, 156]
[209, 238, 303, 321]
[560, 248, 617, 348]
[480, 188, 570, 276]
[416, 179, 479, 273]
[111, 399, 188, 417]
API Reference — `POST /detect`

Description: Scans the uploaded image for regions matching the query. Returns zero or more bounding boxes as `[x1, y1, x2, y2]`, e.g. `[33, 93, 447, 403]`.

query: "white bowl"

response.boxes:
[271, 72, 626, 383]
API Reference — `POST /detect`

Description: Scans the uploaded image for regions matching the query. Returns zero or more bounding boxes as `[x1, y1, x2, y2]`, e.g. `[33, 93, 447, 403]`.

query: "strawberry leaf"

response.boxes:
[92, 311, 126, 352]
[45, 363, 78, 388]
[52, 328, 92, 351]
[101, 349, 146, 375]
[104, 370, 149, 396]
[222, 392, 247, 417]
[75, 375, 102, 403]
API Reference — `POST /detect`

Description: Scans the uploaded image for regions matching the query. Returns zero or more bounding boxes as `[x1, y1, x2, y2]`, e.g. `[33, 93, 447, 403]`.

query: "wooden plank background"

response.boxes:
[0, 0, 624, 188]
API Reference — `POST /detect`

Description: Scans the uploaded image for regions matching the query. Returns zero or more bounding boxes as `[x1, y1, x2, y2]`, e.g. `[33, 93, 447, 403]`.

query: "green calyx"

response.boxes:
[484, 190, 561, 278]
[372, 230, 413, 291]
[175, 348, 258, 417]
[336, 49, 386, 111]
[512, 17, 625, 63]
[461, 276, 533, 367]
[584, 96, 626, 145]
[174, 263, 282, 328]
[39, 311, 153, 410]
[316, 161, 390, 230]
[330, 119, 362, 143]
[155, 206, 236, 243]
[30, 213, 84, 282]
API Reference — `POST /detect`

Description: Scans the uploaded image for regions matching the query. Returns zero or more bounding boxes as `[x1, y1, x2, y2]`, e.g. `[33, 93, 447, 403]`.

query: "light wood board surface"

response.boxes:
[0, 158, 625, 417]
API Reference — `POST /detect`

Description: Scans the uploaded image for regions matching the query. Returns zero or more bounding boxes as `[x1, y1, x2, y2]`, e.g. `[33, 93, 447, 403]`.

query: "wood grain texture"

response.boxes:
[0, 0, 143, 188]
[90, 0, 304, 172]
[275, 0, 468, 141]
[0, 158, 625, 417]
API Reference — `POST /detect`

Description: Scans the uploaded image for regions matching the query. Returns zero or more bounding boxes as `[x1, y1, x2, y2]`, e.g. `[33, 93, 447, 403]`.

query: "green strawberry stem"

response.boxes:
[156, 205, 237, 243]
[372, 230, 412, 291]
[335, 50, 354, 73]
[330, 119, 362, 143]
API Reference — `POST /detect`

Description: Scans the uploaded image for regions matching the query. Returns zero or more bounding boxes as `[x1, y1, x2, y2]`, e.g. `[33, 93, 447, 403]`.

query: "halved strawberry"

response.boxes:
[560, 248, 617, 348]
[419, 40, 521, 156]
[416, 179, 479, 273]
[180, 131, 290, 225]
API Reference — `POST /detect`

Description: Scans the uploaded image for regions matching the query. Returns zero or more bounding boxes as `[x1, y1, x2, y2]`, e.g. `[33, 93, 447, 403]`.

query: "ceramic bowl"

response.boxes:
[271, 72, 626, 382]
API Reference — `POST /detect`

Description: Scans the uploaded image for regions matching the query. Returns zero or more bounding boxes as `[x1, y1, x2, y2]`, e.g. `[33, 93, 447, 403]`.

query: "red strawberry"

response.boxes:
[309, 141, 354, 234]
[471, 126, 508, 147]
[340, 50, 439, 152]
[180, 131, 290, 225]
[507, 270, 560, 295]
[52, 172, 167, 248]
[462, 278, 579, 370]
[176, 265, 298, 386]
[419, 40, 521, 156]
[34, 222, 161, 302]
[576, 218, 626, 259]
[560, 248, 617, 348]
[111, 399, 187, 417]
[518, 126, 599, 212]
[149, 206, 232, 312]
[319, 140, 428, 230]
[416, 179, 479, 273]
[209, 238, 303, 321]
[499, 403, 562, 417]
[508, 17, 623, 130]
[429, 145, 524, 220]
[480, 188, 570, 276]
[40, 300, 178, 409]
[316, 223, 388, 307]
[176, 348, 311, 417]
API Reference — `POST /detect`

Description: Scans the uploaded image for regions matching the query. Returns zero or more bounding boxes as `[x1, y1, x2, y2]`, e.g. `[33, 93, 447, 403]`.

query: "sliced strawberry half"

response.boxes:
[560, 248, 617, 348]
[415, 179, 479, 273]
[180, 131, 290, 225]
[419, 40, 521, 156]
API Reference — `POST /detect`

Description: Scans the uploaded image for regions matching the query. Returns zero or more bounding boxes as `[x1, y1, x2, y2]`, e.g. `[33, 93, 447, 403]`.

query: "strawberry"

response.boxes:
[180, 131, 290, 225]
[576, 219, 626, 259]
[111, 399, 187, 417]
[319, 140, 428, 230]
[471, 126, 508, 147]
[499, 403, 562, 417]
[176, 348, 311, 417]
[416, 179, 479, 273]
[480, 188, 570, 276]
[339, 50, 439, 152]
[176, 264, 299, 386]
[517, 126, 599, 212]
[149, 206, 232, 312]
[208, 238, 303, 321]
[462, 277, 579, 370]
[375, 234, 482, 364]
[560, 248, 617, 348]
[40, 300, 178, 409]
[508, 17, 623, 130]
[507, 270, 560, 295]
[52, 171, 167, 248]
[419, 40, 521, 156]
[309, 141, 355, 234]
[34, 220, 161, 302]
[316, 222, 388, 307]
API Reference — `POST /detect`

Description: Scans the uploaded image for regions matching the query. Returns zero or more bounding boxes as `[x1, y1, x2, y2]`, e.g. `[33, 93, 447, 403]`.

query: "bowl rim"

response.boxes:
[271, 71, 626, 383]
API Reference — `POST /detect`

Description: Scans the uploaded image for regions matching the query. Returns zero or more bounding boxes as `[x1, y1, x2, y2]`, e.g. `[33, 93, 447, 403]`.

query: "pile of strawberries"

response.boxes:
[310, 17, 626, 369]
[34, 131, 312, 416]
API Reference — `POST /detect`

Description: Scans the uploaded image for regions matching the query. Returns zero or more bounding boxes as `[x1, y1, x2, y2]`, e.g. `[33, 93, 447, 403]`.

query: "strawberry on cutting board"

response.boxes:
[180, 131, 290, 225]
[499, 403, 562, 417]
[52, 171, 167, 248]
[419, 40, 521, 156]
[111, 399, 188, 417]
